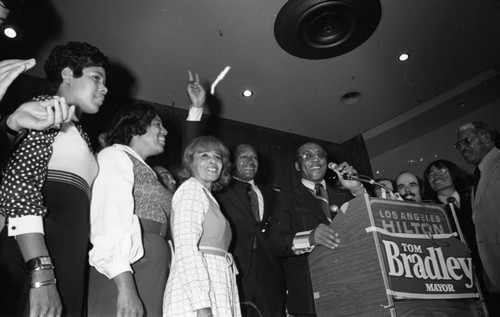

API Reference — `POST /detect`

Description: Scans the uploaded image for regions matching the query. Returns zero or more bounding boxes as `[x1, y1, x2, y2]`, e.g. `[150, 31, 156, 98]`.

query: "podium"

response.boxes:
[308, 195, 487, 317]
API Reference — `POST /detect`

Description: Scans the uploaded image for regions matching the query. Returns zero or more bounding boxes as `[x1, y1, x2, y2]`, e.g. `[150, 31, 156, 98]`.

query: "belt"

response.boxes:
[139, 218, 168, 238]
[199, 246, 240, 316]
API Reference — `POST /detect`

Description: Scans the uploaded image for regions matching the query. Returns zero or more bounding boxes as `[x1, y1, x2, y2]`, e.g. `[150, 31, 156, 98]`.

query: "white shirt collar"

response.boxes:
[234, 176, 255, 187]
[112, 144, 155, 175]
[301, 178, 326, 191]
[437, 190, 461, 208]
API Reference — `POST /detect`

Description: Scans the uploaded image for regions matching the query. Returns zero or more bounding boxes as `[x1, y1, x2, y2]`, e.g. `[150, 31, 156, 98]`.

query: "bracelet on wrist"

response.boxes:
[30, 278, 57, 289]
[26, 256, 54, 274]
[29, 265, 55, 274]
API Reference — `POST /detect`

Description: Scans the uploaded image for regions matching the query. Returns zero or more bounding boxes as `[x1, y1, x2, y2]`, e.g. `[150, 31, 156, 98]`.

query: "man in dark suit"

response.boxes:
[214, 144, 286, 317]
[268, 142, 365, 316]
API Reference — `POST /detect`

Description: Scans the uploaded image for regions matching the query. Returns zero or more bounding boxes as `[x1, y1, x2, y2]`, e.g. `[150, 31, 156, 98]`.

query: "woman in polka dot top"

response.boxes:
[0, 41, 109, 317]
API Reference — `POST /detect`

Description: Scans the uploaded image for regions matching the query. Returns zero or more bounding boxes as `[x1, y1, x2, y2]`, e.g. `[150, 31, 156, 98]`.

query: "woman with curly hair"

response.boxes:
[0, 41, 108, 316]
[87, 103, 171, 316]
[163, 136, 241, 317]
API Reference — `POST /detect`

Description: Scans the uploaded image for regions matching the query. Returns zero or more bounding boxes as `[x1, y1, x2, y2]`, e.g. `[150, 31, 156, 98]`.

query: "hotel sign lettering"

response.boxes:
[371, 200, 451, 235]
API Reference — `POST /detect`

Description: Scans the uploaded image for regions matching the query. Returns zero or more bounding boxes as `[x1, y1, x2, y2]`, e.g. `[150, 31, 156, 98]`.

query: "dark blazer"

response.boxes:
[215, 179, 286, 317]
[268, 182, 353, 315]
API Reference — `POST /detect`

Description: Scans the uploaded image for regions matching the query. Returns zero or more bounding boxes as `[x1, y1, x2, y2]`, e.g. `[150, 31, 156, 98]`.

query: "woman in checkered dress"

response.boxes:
[163, 136, 241, 317]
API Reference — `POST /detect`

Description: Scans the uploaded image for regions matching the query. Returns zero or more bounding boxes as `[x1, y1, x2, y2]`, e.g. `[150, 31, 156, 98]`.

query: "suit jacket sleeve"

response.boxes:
[268, 189, 304, 258]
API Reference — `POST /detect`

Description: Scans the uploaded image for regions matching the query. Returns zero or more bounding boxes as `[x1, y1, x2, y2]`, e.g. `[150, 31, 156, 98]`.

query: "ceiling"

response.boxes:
[3, 0, 500, 151]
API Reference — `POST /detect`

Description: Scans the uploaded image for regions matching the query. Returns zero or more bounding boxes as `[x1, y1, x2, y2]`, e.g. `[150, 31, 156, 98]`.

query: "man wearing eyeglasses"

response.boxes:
[456, 121, 500, 314]
[268, 142, 365, 316]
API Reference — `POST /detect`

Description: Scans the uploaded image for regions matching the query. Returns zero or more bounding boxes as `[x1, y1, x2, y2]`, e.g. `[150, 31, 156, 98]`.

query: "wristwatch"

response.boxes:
[26, 256, 54, 273]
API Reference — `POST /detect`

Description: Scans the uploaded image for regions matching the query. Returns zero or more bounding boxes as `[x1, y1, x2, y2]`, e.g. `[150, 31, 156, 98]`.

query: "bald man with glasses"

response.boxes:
[268, 142, 365, 316]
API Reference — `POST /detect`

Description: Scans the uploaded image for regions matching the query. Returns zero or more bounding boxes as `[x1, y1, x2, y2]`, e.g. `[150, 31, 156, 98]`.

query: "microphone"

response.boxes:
[327, 162, 337, 170]
[327, 162, 397, 197]
[327, 162, 360, 181]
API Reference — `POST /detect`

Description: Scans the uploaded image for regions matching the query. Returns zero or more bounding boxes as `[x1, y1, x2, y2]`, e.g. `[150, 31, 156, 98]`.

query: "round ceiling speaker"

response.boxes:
[274, 0, 381, 59]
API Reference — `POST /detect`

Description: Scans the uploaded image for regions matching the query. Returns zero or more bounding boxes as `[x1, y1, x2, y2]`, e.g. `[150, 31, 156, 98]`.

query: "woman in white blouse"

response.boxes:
[163, 136, 241, 317]
[88, 104, 171, 316]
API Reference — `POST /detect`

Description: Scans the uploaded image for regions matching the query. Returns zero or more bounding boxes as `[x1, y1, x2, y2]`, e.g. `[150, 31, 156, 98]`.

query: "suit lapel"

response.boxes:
[299, 184, 328, 223]
[474, 149, 500, 207]
[230, 180, 257, 222]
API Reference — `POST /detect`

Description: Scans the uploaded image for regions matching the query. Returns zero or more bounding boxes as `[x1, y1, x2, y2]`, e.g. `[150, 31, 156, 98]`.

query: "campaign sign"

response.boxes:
[370, 199, 452, 235]
[373, 230, 479, 300]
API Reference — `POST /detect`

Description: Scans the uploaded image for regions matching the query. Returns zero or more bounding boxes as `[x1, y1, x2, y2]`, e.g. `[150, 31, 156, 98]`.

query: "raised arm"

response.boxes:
[184, 71, 207, 151]
[187, 70, 206, 109]
[6, 97, 75, 132]
[0, 58, 35, 101]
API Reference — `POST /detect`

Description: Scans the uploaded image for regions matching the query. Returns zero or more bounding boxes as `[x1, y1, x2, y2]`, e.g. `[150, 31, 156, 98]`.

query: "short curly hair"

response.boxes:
[179, 136, 231, 191]
[104, 103, 159, 147]
[44, 41, 109, 94]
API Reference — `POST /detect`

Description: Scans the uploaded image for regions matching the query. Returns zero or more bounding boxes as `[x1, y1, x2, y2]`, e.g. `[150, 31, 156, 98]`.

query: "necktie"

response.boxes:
[314, 183, 331, 220]
[473, 167, 481, 196]
[245, 183, 260, 221]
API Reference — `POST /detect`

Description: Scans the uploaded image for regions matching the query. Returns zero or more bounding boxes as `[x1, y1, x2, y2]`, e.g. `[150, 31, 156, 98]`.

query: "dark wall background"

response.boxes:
[1, 74, 373, 191]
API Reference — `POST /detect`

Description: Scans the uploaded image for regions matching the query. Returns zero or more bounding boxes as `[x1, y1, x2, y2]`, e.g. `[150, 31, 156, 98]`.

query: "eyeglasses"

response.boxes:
[298, 151, 327, 161]
[425, 168, 449, 179]
[454, 134, 478, 150]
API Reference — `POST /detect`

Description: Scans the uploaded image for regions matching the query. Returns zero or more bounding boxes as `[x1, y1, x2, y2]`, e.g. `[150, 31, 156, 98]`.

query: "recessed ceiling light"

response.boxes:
[398, 53, 410, 62]
[242, 89, 253, 97]
[4, 27, 17, 38]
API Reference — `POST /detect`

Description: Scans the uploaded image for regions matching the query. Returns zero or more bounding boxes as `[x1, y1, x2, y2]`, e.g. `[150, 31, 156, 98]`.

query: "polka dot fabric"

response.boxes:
[0, 95, 93, 220]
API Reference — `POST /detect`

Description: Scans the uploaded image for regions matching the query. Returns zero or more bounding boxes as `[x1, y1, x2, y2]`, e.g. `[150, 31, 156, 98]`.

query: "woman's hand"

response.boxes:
[16, 233, 62, 317]
[196, 307, 213, 317]
[29, 284, 62, 317]
[0, 59, 36, 101]
[187, 70, 206, 109]
[6, 97, 75, 132]
[116, 290, 144, 317]
[114, 272, 144, 317]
